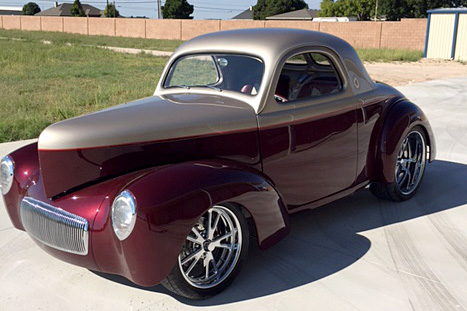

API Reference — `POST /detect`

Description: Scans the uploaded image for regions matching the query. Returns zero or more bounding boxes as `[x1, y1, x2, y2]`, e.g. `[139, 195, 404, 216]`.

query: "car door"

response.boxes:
[258, 49, 359, 208]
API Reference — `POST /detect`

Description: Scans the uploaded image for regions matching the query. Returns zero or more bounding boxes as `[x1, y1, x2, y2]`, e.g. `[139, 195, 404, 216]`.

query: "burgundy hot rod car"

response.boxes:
[1, 28, 435, 299]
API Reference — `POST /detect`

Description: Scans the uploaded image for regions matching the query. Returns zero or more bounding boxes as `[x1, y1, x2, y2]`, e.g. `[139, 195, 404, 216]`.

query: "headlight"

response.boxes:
[0, 155, 14, 195]
[111, 190, 137, 241]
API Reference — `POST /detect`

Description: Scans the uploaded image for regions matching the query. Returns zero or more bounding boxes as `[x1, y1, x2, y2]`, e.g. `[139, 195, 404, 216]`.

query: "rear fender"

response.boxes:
[377, 100, 436, 184]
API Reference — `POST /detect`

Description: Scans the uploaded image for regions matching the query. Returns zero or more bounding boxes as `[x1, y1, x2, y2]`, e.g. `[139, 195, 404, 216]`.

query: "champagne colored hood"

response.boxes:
[39, 94, 256, 151]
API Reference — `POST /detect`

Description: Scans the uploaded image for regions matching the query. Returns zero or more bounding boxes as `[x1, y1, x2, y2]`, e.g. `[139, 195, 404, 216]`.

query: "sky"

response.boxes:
[1, 0, 322, 19]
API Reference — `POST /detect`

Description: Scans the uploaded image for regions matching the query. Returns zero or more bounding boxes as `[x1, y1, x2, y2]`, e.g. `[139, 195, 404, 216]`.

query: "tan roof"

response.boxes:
[35, 3, 102, 17]
[232, 7, 253, 20]
[266, 8, 319, 20]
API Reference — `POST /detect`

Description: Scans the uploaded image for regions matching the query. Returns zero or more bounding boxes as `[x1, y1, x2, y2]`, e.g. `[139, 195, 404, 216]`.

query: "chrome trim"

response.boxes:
[0, 155, 14, 195]
[20, 197, 89, 255]
[178, 205, 243, 289]
[111, 189, 137, 241]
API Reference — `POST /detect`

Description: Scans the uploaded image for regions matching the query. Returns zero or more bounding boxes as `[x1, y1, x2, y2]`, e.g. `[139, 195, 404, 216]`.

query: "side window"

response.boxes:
[274, 52, 342, 103]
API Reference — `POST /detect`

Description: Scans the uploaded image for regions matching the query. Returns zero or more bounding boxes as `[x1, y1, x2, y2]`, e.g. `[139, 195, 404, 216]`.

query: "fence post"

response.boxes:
[179, 20, 182, 40]
[378, 22, 383, 49]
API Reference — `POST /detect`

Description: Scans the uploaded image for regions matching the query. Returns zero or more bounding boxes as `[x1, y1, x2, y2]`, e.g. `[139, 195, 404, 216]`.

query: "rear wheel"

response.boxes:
[371, 126, 427, 201]
[162, 203, 249, 299]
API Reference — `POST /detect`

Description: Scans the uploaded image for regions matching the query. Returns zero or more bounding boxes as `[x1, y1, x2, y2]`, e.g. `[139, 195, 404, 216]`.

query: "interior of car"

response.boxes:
[273, 52, 342, 102]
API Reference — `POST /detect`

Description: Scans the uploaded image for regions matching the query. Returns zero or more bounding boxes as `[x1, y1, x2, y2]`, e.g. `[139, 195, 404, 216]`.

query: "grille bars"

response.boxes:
[20, 197, 89, 255]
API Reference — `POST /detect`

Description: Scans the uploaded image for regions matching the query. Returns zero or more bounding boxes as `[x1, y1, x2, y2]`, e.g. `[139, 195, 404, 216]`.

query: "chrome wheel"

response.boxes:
[178, 205, 243, 289]
[395, 130, 426, 195]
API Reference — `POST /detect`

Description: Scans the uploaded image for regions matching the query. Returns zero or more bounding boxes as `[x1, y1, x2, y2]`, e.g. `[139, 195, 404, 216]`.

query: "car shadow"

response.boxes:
[92, 159, 467, 305]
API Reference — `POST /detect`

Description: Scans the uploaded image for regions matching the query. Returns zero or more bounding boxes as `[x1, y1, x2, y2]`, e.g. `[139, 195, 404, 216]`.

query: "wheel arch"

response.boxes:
[124, 159, 290, 250]
[375, 100, 436, 184]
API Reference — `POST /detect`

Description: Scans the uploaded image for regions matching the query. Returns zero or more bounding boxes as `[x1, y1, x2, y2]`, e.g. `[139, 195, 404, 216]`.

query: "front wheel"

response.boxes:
[371, 126, 427, 201]
[162, 203, 249, 299]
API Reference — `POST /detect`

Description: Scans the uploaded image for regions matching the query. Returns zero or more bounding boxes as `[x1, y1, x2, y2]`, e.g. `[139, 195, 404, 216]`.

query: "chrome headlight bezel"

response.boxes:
[111, 190, 137, 241]
[0, 155, 14, 195]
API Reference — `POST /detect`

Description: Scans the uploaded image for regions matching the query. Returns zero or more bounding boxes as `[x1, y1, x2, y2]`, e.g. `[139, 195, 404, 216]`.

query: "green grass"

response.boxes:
[357, 48, 423, 62]
[0, 38, 167, 142]
[0, 29, 183, 51]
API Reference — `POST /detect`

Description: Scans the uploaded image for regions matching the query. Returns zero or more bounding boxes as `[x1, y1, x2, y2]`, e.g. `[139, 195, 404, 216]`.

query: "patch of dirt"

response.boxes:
[364, 59, 467, 86]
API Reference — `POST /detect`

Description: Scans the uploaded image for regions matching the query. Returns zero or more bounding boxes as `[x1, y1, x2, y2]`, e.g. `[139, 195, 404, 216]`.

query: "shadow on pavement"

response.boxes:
[93, 159, 467, 305]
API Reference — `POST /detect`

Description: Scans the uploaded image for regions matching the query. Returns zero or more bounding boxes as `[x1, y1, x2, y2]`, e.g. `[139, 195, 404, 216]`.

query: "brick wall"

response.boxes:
[381, 19, 427, 50]
[63, 17, 88, 35]
[0, 16, 427, 51]
[146, 19, 181, 40]
[2, 15, 21, 30]
[20, 16, 41, 31]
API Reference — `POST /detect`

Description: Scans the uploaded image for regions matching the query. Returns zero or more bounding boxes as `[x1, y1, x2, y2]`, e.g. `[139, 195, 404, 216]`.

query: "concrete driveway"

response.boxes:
[1, 77, 467, 311]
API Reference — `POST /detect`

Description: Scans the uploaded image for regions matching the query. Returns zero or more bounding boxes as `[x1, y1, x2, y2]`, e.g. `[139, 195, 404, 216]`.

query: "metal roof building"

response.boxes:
[424, 8, 467, 61]
[0, 6, 22, 15]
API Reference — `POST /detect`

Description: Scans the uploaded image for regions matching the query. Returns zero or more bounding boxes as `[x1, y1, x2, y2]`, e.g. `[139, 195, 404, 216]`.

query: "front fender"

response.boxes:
[378, 100, 436, 184]
[93, 160, 289, 286]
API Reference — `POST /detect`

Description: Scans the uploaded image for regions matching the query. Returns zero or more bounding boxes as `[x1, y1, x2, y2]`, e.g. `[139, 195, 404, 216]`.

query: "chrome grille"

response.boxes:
[20, 197, 89, 255]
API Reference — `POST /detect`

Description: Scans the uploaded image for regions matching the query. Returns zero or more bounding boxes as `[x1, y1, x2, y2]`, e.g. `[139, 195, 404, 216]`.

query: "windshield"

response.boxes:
[164, 54, 264, 96]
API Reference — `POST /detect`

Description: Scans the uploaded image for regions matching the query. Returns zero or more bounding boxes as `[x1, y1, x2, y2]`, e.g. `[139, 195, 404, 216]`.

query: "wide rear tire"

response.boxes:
[371, 126, 427, 202]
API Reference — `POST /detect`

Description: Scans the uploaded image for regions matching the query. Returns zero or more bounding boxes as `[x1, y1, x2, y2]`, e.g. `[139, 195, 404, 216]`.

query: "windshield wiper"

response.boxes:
[205, 85, 222, 92]
[193, 85, 222, 92]
[168, 85, 190, 89]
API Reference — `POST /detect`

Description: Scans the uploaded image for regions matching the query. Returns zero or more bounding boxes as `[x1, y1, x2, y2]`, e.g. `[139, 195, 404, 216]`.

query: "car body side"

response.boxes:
[2, 28, 435, 287]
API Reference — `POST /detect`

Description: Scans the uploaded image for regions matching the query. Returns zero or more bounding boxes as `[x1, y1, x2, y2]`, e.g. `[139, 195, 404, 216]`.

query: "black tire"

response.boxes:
[161, 203, 249, 299]
[371, 126, 427, 202]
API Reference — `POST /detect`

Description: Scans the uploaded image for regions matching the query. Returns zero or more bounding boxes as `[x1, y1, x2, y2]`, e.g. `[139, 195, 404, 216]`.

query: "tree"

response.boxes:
[318, 0, 376, 20]
[319, 0, 335, 17]
[253, 0, 308, 20]
[22, 2, 41, 15]
[104, 3, 120, 17]
[319, 0, 467, 21]
[161, 0, 194, 19]
[70, 0, 85, 17]
[381, 0, 467, 20]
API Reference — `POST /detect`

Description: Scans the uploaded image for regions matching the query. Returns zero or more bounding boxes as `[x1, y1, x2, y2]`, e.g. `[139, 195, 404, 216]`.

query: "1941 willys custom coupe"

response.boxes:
[1, 28, 435, 299]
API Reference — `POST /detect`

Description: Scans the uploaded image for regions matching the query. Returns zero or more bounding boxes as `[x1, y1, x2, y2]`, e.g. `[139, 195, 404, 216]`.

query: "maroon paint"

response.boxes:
[39, 130, 260, 198]
[2, 142, 40, 231]
[259, 108, 359, 208]
[355, 88, 403, 185]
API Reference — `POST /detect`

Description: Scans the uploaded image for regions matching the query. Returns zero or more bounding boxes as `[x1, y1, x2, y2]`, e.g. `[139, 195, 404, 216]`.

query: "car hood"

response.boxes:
[39, 94, 256, 150]
[38, 94, 259, 198]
